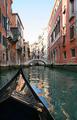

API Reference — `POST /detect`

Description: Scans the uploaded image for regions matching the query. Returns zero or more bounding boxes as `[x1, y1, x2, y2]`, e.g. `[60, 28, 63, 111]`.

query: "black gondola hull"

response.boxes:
[0, 97, 40, 120]
[0, 67, 54, 120]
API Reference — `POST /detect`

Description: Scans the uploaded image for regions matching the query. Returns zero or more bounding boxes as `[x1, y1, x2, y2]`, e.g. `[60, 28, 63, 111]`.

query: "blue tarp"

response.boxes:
[32, 85, 49, 108]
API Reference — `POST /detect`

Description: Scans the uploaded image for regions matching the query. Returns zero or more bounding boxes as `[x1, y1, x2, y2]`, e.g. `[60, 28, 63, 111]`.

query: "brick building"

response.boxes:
[0, 0, 13, 65]
[0, 0, 24, 66]
[23, 41, 30, 62]
[10, 13, 24, 65]
[48, 0, 77, 64]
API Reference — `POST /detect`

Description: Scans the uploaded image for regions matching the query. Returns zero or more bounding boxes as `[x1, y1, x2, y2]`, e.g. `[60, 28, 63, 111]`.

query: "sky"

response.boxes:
[12, 0, 54, 44]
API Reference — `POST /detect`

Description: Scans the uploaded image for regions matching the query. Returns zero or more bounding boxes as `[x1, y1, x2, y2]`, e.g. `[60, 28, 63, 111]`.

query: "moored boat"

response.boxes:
[0, 67, 54, 120]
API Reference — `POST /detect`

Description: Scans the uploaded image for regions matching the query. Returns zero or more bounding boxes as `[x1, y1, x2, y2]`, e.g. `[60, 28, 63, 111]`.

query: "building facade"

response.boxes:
[0, 0, 13, 65]
[11, 13, 24, 65]
[40, 29, 48, 61]
[38, 30, 48, 61]
[48, 0, 77, 64]
[30, 42, 38, 59]
[23, 41, 30, 62]
[30, 30, 48, 62]
[0, 0, 25, 66]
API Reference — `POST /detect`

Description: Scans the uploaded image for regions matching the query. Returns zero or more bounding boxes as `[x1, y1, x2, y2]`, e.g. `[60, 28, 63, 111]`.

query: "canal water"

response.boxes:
[0, 68, 18, 90]
[0, 66, 77, 120]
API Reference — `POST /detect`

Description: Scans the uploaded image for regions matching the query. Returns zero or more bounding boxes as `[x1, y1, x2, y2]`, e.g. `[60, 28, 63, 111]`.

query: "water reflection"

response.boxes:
[0, 69, 18, 90]
[24, 66, 77, 120]
[1, 66, 77, 120]
[27, 66, 54, 114]
[13, 73, 52, 115]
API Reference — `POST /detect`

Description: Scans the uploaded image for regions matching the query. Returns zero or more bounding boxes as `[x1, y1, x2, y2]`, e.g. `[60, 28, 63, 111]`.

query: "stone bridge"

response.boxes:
[24, 59, 48, 65]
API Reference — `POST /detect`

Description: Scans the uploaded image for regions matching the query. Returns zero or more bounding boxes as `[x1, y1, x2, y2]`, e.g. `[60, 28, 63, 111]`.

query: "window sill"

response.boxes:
[63, 58, 67, 60]
[71, 57, 76, 59]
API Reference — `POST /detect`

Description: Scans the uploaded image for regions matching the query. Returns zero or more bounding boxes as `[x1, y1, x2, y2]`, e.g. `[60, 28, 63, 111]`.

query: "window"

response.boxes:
[63, 35, 66, 47]
[51, 32, 54, 42]
[2, 14, 7, 30]
[70, 0, 74, 18]
[53, 49, 57, 61]
[51, 18, 60, 42]
[70, 0, 74, 13]
[63, 51, 66, 59]
[3, 53, 5, 60]
[23, 53, 25, 57]
[4, 16, 7, 31]
[54, 17, 60, 38]
[3, 36, 7, 47]
[24, 46, 25, 52]
[70, 25, 74, 39]
[71, 48, 75, 57]
[51, 51, 53, 59]
[53, 31, 55, 40]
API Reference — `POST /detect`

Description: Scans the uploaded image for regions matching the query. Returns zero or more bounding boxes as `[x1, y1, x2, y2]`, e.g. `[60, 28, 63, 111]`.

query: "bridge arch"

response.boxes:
[25, 59, 47, 65]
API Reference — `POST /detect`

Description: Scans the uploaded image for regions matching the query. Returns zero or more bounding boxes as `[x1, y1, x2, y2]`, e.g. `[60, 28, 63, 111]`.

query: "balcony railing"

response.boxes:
[11, 27, 21, 42]
[7, 30, 13, 41]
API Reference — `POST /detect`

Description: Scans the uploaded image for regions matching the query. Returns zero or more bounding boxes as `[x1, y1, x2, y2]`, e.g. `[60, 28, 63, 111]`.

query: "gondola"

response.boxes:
[0, 67, 54, 120]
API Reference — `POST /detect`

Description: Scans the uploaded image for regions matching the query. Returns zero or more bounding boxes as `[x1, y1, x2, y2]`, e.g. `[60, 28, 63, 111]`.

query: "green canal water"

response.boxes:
[0, 66, 77, 120]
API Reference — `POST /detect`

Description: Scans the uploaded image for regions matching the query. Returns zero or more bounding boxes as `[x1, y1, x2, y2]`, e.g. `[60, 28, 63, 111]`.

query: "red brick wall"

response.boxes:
[11, 14, 16, 27]
[0, 0, 13, 65]
[48, 1, 62, 64]
[0, 0, 7, 50]
[48, 0, 77, 64]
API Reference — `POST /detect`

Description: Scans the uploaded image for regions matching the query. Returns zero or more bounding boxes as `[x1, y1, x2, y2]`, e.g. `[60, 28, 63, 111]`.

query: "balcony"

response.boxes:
[11, 27, 21, 42]
[7, 30, 13, 42]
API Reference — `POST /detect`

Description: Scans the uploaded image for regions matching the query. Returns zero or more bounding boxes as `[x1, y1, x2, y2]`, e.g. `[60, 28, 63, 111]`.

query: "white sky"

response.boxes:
[12, 0, 54, 44]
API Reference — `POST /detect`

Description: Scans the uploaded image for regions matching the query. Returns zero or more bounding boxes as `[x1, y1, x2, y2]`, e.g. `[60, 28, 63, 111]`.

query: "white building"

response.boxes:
[38, 29, 48, 61]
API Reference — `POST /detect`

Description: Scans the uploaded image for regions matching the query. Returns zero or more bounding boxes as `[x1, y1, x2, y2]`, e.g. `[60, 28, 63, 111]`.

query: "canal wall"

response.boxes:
[50, 64, 77, 72]
[0, 65, 20, 70]
[0, 64, 77, 72]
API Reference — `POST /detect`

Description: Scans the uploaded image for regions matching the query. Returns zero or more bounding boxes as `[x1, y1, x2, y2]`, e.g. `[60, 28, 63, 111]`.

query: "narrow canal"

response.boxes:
[0, 66, 77, 120]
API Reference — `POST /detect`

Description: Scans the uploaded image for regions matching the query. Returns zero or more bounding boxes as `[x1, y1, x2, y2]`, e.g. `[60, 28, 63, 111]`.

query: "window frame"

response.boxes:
[70, 25, 74, 40]
[71, 48, 76, 57]
[63, 51, 67, 59]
